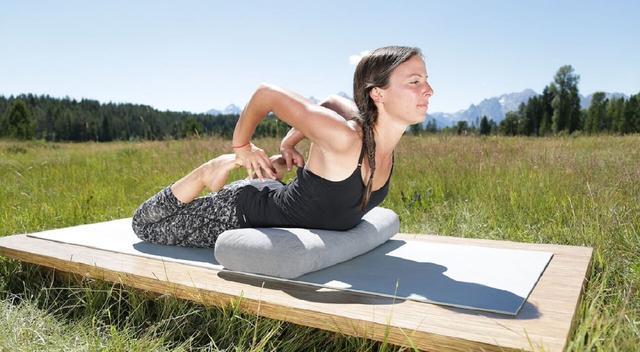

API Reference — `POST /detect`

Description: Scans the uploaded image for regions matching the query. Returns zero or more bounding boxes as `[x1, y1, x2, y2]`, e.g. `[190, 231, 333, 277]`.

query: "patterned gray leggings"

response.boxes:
[131, 182, 246, 248]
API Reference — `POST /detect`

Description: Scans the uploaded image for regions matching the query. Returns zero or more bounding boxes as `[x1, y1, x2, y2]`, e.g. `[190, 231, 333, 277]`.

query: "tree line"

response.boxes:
[1, 65, 638, 141]
[0, 94, 289, 141]
[413, 65, 640, 136]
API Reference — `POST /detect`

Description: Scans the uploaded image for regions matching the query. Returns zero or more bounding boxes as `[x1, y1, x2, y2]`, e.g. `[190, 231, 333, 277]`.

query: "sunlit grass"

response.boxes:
[0, 135, 638, 351]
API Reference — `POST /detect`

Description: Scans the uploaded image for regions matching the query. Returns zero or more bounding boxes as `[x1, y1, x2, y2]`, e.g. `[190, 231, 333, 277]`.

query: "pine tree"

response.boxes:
[489, 119, 498, 135]
[539, 86, 554, 136]
[100, 115, 112, 141]
[525, 96, 542, 136]
[568, 86, 581, 133]
[586, 92, 607, 134]
[550, 65, 581, 134]
[409, 122, 423, 135]
[629, 93, 640, 133]
[515, 102, 530, 135]
[3, 100, 35, 139]
[606, 98, 625, 133]
[479, 115, 491, 135]
[619, 94, 639, 134]
[499, 112, 519, 136]
[455, 121, 469, 135]
[181, 117, 204, 138]
[424, 118, 437, 133]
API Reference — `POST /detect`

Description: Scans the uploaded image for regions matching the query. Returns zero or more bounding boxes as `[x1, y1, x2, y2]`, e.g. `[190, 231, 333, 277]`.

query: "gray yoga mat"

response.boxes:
[27, 218, 552, 315]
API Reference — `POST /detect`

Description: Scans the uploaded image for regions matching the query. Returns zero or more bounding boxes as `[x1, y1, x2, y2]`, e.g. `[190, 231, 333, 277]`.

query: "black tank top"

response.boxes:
[235, 142, 393, 230]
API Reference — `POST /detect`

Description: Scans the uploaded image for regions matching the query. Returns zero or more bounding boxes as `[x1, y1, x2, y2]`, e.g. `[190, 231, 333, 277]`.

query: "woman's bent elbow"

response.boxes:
[256, 83, 274, 95]
[246, 83, 276, 113]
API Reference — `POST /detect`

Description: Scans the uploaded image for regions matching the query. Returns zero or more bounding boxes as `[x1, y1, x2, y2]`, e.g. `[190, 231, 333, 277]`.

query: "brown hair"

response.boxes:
[353, 46, 423, 210]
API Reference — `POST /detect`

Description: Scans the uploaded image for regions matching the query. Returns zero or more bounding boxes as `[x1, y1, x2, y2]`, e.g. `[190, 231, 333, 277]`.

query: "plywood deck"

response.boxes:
[0, 233, 592, 351]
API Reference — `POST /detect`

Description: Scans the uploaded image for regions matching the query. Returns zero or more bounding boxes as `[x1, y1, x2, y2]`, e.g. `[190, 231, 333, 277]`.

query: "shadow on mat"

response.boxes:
[217, 239, 541, 319]
[133, 242, 222, 267]
[131, 234, 541, 319]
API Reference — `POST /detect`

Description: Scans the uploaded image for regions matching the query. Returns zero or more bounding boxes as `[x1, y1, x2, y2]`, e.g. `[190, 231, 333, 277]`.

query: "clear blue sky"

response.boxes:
[1, 0, 638, 114]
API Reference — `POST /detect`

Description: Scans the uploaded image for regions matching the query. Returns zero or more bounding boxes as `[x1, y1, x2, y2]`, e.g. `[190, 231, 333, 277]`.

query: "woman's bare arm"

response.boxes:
[171, 91, 360, 203]
[279, 95, 360, 170]
[322, 94, 359, 121]
[234, 85, 356, 151]
[233, 84, 358, 177]
[280, 95, 359, 147]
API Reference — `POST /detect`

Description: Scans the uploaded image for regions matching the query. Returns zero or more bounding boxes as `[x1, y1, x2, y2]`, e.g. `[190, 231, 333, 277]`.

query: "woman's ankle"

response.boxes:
[199, 157, 235, 193]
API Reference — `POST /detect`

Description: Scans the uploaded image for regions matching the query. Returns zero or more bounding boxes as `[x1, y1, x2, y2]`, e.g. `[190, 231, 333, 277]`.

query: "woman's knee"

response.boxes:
[131, 207, 151, 240]
[131, 218, 173, 245]
[131, 203, 167, 243]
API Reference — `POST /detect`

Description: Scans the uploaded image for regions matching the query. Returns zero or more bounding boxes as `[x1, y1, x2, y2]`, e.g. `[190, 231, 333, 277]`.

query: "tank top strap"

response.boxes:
[390, 151, 395, 174]
[384, 151, 396, 184]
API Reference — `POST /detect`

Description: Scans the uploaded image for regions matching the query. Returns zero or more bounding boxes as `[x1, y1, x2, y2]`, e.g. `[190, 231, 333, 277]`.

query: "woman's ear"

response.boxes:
[368, 87, 384, 103]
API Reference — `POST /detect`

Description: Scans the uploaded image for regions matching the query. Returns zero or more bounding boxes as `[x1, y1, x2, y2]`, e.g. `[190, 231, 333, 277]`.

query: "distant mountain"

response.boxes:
[580, 92, 628, 110]
[206, 104, 242, 116]
[205, 95, 326, 115]
[206, 90, 629, 126]
[425, 89, 537, 128]
[426, 89, 629, 128]
[205, 108, 221, 115]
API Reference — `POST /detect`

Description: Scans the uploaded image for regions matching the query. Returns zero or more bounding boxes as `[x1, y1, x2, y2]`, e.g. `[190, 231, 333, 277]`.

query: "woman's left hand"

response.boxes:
[233, 142, 276, 180]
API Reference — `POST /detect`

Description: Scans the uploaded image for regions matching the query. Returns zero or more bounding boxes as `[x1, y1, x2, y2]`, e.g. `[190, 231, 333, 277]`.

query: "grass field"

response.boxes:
[0, 135, 638, 351]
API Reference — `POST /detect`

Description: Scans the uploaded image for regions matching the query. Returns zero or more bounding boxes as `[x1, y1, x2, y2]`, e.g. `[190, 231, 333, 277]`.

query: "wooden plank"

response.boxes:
[0, 233, 592, 352]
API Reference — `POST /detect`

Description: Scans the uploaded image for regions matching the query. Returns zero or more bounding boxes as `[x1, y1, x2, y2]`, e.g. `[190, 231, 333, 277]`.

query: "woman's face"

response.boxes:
[374, 55, 434, 125]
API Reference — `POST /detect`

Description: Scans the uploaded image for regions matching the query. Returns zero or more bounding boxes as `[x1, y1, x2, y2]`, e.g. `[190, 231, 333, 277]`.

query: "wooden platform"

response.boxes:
[0, 233, 592, 351]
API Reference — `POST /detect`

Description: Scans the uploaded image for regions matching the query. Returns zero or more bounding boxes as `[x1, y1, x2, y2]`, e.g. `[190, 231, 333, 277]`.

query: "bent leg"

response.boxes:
[131, 184, 242, 248]
[171, 153, 240, 204]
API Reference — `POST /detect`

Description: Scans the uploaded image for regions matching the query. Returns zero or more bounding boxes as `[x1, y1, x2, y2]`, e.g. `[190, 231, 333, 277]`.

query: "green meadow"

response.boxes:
[0, 135, 638, 351]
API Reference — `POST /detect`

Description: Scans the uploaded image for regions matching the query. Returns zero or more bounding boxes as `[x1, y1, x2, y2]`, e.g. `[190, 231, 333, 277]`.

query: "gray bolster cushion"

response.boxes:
[214, 207, 400, 279]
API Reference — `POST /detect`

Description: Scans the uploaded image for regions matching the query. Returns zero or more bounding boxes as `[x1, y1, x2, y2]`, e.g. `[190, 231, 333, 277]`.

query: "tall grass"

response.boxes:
[0, 135, 638, 351]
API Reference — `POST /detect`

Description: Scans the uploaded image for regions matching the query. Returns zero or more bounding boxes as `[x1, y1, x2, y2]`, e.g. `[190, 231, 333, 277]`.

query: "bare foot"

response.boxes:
[199, 154, 241, 193]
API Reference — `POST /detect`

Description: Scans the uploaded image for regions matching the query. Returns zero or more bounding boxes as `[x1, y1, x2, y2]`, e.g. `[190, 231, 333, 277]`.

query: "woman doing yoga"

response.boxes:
[132, 45, 434, 247]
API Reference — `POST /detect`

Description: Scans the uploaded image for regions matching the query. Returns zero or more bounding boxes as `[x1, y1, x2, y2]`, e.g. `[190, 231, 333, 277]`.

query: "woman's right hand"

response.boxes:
[233, 142, 276, 180]
[279, 127, 306, 171]
[280, 143, 305, 171]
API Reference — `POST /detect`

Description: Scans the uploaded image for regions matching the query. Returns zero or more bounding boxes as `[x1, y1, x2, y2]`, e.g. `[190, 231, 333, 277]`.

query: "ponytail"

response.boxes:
[352, 45, 422, 210]
[359, 115, 377, 211]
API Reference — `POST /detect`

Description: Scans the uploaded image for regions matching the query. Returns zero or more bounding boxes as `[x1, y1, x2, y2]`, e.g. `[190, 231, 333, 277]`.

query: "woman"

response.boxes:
[132, 46, 434, 247]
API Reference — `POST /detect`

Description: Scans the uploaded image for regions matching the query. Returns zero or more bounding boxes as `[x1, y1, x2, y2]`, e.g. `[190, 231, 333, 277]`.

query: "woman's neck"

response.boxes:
[371, 112, 407, 159]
